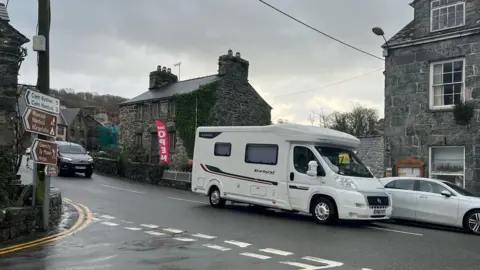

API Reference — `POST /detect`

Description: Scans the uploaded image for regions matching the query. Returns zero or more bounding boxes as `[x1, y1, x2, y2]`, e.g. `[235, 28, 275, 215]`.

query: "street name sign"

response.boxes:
[44, 165, 58, 177]
[24, 89, 60, 115]
[23, 108, 57, 137]
[31, 138, 58, 165]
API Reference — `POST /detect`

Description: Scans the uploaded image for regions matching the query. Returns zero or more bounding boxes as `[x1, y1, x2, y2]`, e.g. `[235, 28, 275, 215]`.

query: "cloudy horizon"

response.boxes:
[6, 0, 413, 124]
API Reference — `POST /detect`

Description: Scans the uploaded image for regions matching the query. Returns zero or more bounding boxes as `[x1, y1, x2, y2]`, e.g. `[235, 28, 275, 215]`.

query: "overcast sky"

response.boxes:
[7, 0, 412, 124]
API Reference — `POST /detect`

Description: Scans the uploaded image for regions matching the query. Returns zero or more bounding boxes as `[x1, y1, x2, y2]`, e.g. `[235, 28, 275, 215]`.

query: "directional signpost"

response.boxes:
[31, 138, 58, 165]
[23, 87, 60, 232]
[24, 88, 60, 115]
[23, 108, 57, 138]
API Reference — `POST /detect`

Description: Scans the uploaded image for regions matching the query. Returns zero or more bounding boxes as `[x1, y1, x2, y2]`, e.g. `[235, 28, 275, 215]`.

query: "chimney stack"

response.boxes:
[149, 65, 178, 90]
[0, 3, 9, 22]
[218, 49, 249, 79]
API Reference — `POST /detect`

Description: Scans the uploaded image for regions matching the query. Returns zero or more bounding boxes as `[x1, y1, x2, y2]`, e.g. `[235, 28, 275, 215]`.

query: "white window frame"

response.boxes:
[428, 146, 465, 188]
[429, 58, 465, 110]
[430, 0, 466, 33]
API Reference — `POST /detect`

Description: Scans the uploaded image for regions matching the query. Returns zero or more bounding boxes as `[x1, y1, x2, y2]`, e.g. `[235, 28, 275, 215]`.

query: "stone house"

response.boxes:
[357, 136, 385, 178]
[0, 3, 29, 148]
[383, 0, 480, 191]
[119, 50, 272, 169]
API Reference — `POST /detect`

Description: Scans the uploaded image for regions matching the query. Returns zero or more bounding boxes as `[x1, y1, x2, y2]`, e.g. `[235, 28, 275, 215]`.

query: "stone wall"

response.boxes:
[385, 35, 480, 191]
[0, 189, 62, 243]
[93, 157, 167, 185]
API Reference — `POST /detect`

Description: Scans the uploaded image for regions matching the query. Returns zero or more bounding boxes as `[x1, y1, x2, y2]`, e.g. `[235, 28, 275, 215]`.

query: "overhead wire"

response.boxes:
[258, 0, 384, 61]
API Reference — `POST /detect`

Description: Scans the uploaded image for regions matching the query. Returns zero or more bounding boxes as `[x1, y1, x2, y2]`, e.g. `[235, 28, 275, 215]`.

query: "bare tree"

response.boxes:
[308, 104, 380, 137]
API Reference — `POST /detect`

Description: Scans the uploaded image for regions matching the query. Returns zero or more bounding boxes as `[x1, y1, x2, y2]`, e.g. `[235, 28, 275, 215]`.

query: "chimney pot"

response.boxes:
[167, 68, 171, 73]
[162, 66, 167, 72]
[235, 52, 241, 58]
[157, 65, 162, 71]
[228, 49, 233, 56]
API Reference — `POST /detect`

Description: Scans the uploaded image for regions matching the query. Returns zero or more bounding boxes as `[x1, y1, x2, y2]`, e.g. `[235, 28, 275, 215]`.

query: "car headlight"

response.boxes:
[334, 175, 357, 190]
[61, 157, 72, 161]
[88, 157, 93, 162]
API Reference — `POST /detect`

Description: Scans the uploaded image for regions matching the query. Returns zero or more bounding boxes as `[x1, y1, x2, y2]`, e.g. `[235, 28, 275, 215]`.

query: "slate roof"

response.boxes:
[121, 75, 220, 105]
[356, 136, 384, 178]
[60, 108, 81, 126]
[384, 20, 416, 47]
[0, 4, 29, 44]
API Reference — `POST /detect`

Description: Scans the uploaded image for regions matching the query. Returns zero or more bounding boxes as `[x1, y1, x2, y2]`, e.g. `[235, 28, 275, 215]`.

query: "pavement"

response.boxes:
[1, 158, 480, 269]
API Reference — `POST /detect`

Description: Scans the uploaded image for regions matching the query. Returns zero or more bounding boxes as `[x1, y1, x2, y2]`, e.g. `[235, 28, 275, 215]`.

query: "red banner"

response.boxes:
[155, 120, 169, 163]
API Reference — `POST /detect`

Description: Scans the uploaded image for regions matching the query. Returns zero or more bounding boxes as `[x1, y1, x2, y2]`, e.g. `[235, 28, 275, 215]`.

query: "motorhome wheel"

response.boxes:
[312, 198, 336, 224]
[209, 187, 226, 208]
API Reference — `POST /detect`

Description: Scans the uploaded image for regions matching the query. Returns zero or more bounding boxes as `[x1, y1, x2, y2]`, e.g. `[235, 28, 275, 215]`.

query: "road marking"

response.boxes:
[192, 233, 217, 239]
[168, 197, 209, 204]
[124, 227, 142, 231]
[163, 228, 183, 234]
[366, 226, 423, 236]
[140, 224, 159, 229]
[259, 248, 293, 256]
[302, 256, 344, 268]
[240, 252, 271, 260]
[100, 184, 145, 194]
[101, 222, 119, 227]
[224, 240, 251, 248]
[173, 237, 196, 242]
[87, 254, 118, 263]
[0, 199, 92, 255]
[279, 261, 320, 269]
[121, 220, 134, 224]
[144, 231, 165, 236]
[99, 215, 116, 220]
[202, 244, 231, 251]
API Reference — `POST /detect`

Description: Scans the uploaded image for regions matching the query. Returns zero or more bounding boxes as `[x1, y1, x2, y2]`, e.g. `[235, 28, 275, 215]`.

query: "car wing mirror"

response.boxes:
[441, 190, 452, 197]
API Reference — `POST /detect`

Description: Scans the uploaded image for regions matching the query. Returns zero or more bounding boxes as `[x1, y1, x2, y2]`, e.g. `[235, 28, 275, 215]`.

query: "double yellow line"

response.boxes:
[0, 198, 92, 255]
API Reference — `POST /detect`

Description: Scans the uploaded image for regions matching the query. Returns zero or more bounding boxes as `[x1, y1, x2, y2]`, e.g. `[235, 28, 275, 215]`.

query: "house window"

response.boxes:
[135, 104, 144, 120]
[57, 126, 65, 136]
[245, 144, 278, 165]
[429, 146, 465, 188]
[214, 143, 231, 157]
[168, 131, 176, 152]
[135, 134, 143, 145]
[160, 101, 168, 116]
[431, 0, 465, 32]
[429, 59, 464, 109]
[152, 102, 159, 118]
[168, 100, 176, 117]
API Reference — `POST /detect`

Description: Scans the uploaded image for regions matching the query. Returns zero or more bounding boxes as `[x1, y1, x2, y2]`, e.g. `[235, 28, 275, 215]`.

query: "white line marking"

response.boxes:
[100, 222, 119, 227]
[140, 224, 159, 229]
[87, 255, 118, 263]
[124, 227, 142, 231]
[92, 217, 101, 222]
[224, 240, 251, 248]
[366, 226, 423, 236]
[302, 256, 344, 268]
[259, 248, 293, 256]
[99, 215, 116, 220]
[202, 244, 231, 251]
[100, 184, 145, 194]
[144, 231, 165, 236]
[163, 228, 183, 234]
[362, 268, 373, 270]
[121, 220, 134, 224]
[192, 233, 217, 239]
[168, 197, 208, 204]
[279, 261, 320, 269]
[173, 237, 196, 242]
[240, 252, 271, 260]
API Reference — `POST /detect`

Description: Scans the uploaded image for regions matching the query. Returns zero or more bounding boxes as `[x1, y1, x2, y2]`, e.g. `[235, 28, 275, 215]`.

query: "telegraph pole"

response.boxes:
[36, 0, 51, 231]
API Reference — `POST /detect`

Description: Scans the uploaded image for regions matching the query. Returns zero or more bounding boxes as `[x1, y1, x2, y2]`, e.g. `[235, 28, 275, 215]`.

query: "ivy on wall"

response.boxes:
[174, 82, 218, 157]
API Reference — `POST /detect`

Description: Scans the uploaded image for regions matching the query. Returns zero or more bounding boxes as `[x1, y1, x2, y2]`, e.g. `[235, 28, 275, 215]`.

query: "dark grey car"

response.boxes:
[56, 141, 94, 177]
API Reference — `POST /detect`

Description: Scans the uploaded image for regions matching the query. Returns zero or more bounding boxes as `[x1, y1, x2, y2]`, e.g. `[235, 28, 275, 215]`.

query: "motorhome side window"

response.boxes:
[214, 142, 231, 157]
[293, 146, 319, 174]
[245, 144, 278, 165]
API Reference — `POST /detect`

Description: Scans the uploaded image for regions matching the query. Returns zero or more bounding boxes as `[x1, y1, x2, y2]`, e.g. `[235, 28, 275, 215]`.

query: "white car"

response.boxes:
[380, 177, 480, 235]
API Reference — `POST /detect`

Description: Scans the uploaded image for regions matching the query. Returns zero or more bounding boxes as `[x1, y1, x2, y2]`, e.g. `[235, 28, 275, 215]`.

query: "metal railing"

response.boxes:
[162, 170, 192, 183]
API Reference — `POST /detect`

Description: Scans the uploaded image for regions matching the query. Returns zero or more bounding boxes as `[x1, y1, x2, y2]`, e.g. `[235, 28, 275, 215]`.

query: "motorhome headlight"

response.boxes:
[334, 175, 357, 190]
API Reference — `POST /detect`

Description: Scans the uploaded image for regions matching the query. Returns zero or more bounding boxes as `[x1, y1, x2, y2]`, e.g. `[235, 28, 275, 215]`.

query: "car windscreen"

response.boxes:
[59, 144, 86, 154]
[315, 146, 374, 178]
[443, 181, 478, 197]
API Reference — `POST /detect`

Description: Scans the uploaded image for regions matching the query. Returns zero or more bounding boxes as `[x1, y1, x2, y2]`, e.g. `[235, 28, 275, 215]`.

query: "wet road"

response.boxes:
[1, 160, 480, 269]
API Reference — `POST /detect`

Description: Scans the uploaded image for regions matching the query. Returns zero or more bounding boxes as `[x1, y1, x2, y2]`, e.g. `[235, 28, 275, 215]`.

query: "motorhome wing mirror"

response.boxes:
[307, 160, 318, 177]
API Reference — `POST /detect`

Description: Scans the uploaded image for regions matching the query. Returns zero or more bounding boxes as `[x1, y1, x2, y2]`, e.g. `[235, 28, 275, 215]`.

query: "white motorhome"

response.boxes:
[191, 123, 392, 224]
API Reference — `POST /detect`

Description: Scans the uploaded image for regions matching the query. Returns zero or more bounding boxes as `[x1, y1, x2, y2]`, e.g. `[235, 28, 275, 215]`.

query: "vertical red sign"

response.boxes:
[155, 120, 169, 163]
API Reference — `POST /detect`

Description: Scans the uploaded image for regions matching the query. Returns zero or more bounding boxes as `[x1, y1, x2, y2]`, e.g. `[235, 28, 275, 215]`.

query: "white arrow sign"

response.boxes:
[24, 89, 60, 115]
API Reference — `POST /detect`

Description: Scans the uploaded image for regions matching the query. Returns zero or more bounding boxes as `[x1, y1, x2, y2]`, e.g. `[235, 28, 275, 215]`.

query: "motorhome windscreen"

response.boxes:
[315, 146, 374, 178]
